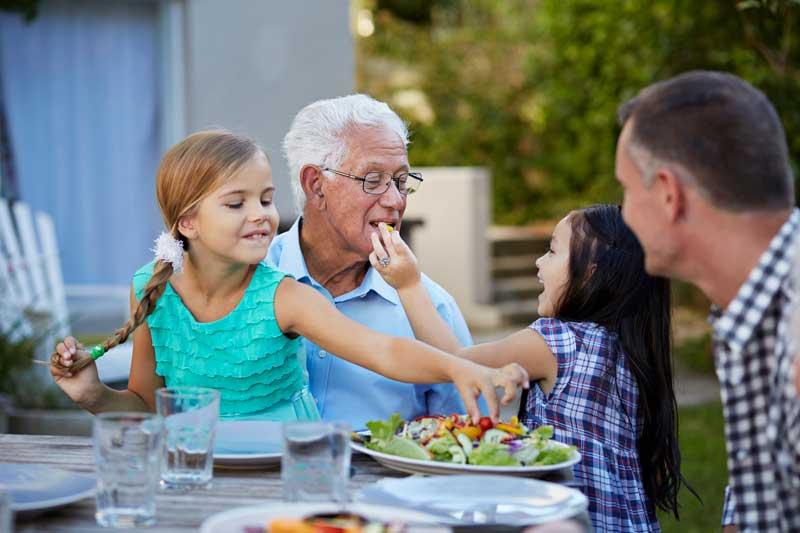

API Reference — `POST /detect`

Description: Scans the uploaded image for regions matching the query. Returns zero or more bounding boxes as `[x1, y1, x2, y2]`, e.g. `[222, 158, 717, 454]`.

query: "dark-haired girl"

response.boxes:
[371, 204, 682, 532]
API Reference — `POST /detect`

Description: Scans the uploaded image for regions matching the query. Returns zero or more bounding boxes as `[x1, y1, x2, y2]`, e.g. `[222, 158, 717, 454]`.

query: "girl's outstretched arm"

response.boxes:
[371, 223, 557, 388]
[50, 286, 164, 414]
[369, 223, 462, 353]
[273, 277, 528, 422]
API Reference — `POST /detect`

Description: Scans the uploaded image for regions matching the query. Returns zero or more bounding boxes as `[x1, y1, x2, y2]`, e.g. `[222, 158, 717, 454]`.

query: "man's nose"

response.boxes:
[378, 179, 405, 208]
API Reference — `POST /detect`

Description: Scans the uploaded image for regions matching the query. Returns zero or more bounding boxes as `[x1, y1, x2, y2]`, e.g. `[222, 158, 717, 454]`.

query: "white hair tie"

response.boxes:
[152, 232, 184, 273]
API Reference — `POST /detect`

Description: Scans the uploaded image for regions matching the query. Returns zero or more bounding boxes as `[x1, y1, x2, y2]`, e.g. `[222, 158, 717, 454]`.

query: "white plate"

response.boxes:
[213, 420, 283, 467]
[200, 502, 447, 533]
[0, 463, 95, 514]
[356, 474, 588, 526]
[351, 437, 580, 477]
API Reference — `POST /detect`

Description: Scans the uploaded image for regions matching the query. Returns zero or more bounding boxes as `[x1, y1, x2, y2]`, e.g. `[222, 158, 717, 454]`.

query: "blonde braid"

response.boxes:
[50, 260, 175, 373]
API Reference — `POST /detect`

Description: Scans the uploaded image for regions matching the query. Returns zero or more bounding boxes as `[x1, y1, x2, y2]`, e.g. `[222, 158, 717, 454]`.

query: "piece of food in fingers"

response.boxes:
[385, 224, 394, 233]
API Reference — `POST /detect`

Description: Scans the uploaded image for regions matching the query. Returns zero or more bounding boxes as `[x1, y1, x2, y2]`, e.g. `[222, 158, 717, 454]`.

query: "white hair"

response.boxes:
[282, 94, 409, 212]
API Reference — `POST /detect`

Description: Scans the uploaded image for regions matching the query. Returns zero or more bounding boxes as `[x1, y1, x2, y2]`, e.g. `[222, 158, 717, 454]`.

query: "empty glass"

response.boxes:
[155, 387, 219, 490]
[0, 487, 12, 533]
[281, 421, 351, 502]
[93, 412, 162, 528]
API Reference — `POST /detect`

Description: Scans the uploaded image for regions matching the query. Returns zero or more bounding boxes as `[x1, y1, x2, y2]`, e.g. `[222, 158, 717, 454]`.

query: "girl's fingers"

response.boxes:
[370, 232, 389, 263]
[368, 251, 380, 270]
[480, 380, 500, 423]
[513, 363, 530, 389]
[50, 365, 70, 379]
[464, 391, 481, 426]
[500, 378, 518, 405]
[55, 343, 73, 365]
[64, 336, 78, 355]
[380, 223, 398, 256]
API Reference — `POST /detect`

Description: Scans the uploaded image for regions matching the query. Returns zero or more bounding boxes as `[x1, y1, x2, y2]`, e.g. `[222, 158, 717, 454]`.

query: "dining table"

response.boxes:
[1, 433, 589, 532]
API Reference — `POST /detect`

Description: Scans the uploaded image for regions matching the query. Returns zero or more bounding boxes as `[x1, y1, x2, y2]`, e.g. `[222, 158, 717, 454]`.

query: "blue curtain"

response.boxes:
[0, 0, 162, 285]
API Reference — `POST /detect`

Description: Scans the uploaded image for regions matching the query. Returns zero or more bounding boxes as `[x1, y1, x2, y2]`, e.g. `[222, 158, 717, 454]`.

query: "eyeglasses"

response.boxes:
[321, 167, 423, 196]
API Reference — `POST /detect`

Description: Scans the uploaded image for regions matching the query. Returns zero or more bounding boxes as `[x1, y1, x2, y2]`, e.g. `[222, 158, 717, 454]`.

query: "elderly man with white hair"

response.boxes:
[267, 94, 472, 429]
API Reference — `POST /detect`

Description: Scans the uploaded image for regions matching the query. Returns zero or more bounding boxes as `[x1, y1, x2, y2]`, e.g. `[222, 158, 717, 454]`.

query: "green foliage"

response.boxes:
[674, 333, 715, 375]
[659, 402, 727, 533]
[357, 0, 800, 223]
[0, 321, 70, 409]
[0, 0, 40, 22]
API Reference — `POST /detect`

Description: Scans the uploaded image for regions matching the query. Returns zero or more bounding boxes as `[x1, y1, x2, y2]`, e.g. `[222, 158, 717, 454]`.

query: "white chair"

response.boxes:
[0, 198, 131, 383]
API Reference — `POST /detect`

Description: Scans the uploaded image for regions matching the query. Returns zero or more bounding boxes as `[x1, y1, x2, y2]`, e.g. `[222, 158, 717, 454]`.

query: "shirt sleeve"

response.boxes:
[422, 288, 473, 416]
[529, 317, 578, 400]
[721, 485, 736, 526]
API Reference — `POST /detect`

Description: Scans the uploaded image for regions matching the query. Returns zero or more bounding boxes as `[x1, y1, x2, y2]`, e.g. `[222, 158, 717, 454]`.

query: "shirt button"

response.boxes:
[319, 350, 327, 359]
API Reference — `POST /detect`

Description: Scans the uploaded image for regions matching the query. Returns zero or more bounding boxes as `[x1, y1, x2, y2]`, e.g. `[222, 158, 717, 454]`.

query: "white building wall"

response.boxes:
[184, 0, 354, 222]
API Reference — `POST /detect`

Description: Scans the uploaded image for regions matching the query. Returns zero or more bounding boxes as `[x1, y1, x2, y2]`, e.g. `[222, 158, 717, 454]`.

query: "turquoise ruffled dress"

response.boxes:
[132, 261, 320, 421]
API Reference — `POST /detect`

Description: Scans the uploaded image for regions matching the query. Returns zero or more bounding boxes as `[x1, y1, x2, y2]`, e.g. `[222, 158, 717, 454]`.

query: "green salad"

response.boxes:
[362, 413, 577, 467]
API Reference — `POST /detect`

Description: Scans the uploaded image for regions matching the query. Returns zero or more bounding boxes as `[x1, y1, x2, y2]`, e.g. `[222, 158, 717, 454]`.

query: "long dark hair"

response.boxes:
[555, 204, 682, 518]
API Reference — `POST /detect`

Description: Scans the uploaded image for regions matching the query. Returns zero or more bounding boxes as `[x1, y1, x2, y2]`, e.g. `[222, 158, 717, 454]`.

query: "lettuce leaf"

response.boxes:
[365, 413, 403, 451]
[469, 442, 521, 466]
[533, 444, 577, 466]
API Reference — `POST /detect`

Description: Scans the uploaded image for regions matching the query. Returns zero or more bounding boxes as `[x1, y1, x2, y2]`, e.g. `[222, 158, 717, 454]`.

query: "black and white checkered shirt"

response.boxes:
[710, 209, 800, 532]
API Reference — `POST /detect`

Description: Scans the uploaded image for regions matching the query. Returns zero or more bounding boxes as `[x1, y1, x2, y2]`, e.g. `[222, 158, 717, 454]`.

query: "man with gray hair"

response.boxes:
[268, 94, 470, 429]
[615, 70, 799, 532]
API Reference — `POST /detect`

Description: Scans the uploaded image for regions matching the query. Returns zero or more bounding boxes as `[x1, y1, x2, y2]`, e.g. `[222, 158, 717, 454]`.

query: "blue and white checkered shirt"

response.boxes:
[711, 209, 800, 532]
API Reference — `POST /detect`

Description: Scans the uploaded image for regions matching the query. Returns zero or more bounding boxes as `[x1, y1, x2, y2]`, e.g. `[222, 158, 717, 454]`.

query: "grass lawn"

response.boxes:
[659, 401, 727, 532]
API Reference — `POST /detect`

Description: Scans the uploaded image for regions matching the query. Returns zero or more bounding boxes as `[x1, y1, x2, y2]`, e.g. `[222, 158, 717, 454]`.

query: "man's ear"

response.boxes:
[300, 165, 326, 209]
[176, 214, 197, 241]
[653, 167, 686, 224]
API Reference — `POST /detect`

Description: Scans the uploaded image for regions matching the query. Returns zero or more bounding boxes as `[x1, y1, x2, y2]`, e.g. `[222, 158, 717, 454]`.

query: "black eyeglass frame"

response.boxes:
[320, 166, 423, 196]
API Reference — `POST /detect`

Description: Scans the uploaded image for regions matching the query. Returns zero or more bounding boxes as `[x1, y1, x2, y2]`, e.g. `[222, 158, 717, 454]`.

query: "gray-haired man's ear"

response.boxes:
[300, 164, 326, 205]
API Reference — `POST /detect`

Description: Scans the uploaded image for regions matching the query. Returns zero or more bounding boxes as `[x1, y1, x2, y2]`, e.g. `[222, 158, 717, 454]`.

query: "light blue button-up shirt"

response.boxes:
[267, 217, 472, 429]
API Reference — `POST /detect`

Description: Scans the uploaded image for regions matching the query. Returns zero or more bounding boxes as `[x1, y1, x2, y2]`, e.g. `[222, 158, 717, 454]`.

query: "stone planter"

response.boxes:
[8, 407, 92, 437]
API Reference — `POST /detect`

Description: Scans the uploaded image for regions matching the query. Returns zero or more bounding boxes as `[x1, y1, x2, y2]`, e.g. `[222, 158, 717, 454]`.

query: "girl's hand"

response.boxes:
[449, 359, 529, 424]
[50, 336, 102, 408]
[369, 223, 421, 291]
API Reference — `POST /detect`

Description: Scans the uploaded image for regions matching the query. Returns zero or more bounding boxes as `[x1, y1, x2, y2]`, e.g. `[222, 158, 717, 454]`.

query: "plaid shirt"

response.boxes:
[711, 209, 800, 532]
[522, 318, 657, 532]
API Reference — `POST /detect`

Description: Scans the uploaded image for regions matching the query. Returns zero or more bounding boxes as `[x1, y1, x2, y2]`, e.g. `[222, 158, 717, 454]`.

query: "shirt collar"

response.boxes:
[712, 208, 800, 351]
[275, 217, 312, 282]
[276, 217, 400, 305]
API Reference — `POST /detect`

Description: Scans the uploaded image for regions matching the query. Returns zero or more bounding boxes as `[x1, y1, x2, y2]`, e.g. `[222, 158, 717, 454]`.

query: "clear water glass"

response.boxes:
[281, 421, 351, 502]
[155, 387, 220, 490]
[0, 488, 12, 533]
[93, 412, 162, 528]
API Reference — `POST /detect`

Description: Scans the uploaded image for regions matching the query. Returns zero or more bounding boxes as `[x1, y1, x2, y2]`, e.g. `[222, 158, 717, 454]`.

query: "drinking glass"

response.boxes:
[93, 412, 162, 528]
[155, 387, 219, 490]
[281, 421, 351, 502]
[0, 487, 12, 533]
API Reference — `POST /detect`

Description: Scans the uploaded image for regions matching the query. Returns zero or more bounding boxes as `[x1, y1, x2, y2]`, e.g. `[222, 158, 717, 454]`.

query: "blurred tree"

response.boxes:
[0, 0, 39, 22]
[357, 0, 800, 223]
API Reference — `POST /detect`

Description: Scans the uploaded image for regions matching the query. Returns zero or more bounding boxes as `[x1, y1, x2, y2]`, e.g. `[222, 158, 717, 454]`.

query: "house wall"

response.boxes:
[184, 0, 354, 223]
